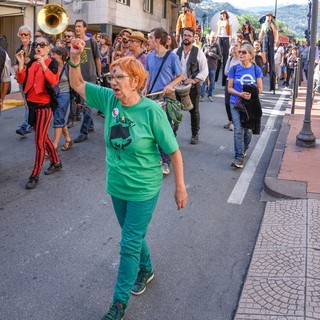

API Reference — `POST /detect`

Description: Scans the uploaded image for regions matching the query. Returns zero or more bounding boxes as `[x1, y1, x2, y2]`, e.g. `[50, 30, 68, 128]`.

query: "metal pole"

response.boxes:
[33, 0, 38, 34]
[274, 0, 278, 18]
[307, 0, 312, 45]
[296, 0, 317, 147]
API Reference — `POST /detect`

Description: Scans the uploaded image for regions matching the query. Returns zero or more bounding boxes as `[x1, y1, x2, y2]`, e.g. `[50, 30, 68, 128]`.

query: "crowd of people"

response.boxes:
[0, 3, 318, 319]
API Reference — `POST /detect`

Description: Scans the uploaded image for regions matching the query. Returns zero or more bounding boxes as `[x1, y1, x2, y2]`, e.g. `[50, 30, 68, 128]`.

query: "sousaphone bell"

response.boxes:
[37, 4, 69, 35]
[174, 83, 193, 111]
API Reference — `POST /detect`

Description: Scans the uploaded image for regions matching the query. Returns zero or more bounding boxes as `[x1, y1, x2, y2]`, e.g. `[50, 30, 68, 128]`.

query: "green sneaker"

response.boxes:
[131, 269, 154, 296]
[101, 302, 125, 320]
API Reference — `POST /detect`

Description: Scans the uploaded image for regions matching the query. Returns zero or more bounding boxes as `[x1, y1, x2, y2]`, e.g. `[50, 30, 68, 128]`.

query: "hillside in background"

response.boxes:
[196, 1, 315, 39]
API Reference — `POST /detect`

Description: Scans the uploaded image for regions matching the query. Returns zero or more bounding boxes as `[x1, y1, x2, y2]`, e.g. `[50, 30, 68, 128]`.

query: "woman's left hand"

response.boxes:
[34, 54, 45, 67]
[175, 186, 188, 210]
[241, 91, 251, 100]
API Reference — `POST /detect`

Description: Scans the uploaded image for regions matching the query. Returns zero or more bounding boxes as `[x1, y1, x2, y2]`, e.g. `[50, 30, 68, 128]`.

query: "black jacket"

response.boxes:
[239, 84, 262, 134]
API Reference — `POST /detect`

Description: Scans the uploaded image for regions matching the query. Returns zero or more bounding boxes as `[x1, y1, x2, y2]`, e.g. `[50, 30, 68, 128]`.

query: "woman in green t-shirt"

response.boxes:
[68, 39, 188, 320]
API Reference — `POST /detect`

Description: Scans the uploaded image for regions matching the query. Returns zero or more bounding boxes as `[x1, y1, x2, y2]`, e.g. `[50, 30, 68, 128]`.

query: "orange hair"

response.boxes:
[110, 56, 147, 91]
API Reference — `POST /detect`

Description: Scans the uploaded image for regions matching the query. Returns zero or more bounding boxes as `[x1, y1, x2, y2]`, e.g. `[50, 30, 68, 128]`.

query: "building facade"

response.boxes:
[0, 0, 180, 61]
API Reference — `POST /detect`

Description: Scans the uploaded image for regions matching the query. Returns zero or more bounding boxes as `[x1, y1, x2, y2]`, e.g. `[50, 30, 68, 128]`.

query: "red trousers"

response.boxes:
[31, 108, 60, 177]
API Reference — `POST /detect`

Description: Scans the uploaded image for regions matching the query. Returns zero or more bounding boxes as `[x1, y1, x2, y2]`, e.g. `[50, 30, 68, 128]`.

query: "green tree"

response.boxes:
[236, 13, 297, 39]
[236, 14, 261, 32]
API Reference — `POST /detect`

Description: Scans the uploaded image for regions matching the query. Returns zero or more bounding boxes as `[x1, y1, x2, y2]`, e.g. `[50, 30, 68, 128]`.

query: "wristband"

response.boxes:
[68, 60, 81, 68]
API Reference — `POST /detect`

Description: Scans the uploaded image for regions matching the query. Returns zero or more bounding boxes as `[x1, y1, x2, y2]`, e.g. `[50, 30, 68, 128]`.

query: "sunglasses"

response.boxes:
[239, 50, 248, 55]
[32, 42, 48, 48]
[20, 33, 30, 37]
[64, 35, 73, 38]
[106, 74, 131, 84]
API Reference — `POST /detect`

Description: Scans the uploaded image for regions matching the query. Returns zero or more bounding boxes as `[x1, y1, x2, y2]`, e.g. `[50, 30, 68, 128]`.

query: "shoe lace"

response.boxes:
[136, 270, 148, 285]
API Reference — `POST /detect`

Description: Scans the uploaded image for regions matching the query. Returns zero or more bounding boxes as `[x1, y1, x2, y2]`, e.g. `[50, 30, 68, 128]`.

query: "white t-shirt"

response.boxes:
[274, 46, 284, 64]
[218, 20, 231, 37]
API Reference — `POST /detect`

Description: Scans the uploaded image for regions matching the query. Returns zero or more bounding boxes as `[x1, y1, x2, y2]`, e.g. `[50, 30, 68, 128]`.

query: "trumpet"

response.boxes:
[37, 4, 69, 35]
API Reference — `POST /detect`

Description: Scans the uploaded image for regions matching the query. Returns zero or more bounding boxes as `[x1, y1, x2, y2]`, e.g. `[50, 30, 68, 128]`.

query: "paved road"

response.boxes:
[0, 79, 290, 320]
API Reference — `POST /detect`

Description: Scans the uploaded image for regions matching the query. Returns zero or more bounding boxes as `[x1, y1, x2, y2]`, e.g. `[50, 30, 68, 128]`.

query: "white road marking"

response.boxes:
[227, 92, 288, 204]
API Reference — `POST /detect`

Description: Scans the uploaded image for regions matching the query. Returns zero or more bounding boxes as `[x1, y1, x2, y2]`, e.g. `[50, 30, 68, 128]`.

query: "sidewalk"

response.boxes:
[2, 76, 24, 111]
[264, 84, 320, 199]
[235, 85, 320, 320]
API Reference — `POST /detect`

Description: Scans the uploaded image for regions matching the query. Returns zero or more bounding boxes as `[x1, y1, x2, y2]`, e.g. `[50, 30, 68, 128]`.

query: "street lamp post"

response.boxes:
[307, 0, 312, 45]
[296, 0, 317, 148]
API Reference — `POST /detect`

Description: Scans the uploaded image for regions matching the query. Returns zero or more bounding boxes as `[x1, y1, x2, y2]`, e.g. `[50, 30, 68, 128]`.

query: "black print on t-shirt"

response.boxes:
[109, 124, 132, 150]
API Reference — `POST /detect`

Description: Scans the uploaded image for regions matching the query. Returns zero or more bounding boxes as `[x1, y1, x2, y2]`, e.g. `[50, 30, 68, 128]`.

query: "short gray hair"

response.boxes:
[17, 25, 32, 38]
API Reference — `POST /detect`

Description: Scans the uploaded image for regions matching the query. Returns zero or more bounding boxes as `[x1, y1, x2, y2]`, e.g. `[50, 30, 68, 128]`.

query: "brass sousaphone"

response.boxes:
[174, 83, 193, 111]
[37, 4, 69, 35]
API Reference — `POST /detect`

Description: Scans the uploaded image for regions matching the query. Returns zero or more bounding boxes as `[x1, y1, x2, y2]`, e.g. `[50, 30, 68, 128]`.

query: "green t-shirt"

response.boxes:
[85, 82, 179, 201]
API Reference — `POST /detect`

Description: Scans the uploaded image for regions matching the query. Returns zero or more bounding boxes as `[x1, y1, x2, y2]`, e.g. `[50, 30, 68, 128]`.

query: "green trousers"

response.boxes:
[111, 192, 159, 305]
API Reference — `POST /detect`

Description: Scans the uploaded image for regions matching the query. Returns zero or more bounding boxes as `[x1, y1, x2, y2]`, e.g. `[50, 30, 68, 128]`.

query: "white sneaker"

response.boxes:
[229, 123, 234, 131]
[208, 96, 213, 102]
[275, 83, 279, 89]
[161, 162, 170, 175]
[200, 96, 204, 102]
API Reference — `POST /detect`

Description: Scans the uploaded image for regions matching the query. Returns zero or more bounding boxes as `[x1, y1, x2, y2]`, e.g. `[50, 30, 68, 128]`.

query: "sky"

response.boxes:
[210, 0, 307, 7]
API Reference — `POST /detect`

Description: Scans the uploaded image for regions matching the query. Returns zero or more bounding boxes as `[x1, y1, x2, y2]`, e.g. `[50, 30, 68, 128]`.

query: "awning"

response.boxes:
[279, 34, 289, 44]
[0, 5, 25, 16]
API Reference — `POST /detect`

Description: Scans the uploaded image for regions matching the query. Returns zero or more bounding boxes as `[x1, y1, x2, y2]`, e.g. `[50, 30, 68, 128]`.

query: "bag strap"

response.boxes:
[59, 63, 66, 80]
[148, 50, 171, 94]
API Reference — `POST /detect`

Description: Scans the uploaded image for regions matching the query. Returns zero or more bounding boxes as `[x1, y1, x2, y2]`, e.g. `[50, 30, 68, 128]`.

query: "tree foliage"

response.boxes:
[236, 13, 297, 39]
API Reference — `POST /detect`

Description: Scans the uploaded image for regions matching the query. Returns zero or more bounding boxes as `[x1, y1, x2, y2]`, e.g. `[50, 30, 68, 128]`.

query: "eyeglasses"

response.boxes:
[32, 42, 48, 48]
[239, 50, 248, 55]
[106, 74, 132, 83]
[20, 33, 30, 37]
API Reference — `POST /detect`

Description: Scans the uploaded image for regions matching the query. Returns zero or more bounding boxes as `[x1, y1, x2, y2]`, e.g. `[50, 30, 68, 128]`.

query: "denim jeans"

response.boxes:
[111, 192, 159, 306]
[230, 103, 252, 160]
[79, 97, 94, 135]
[53, 92, 70, 128]
[200, 69, 216, 97]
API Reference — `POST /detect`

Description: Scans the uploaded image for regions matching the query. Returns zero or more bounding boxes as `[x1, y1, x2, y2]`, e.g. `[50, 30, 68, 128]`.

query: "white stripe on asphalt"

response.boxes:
[227, 92, 288, 205]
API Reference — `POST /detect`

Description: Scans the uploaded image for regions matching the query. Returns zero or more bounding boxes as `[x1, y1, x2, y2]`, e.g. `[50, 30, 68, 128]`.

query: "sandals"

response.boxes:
[62, 140, 74, 151]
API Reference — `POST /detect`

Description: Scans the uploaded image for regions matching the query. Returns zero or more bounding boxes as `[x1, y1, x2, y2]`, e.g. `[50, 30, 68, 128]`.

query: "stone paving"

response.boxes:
[235, 199, 320, 320]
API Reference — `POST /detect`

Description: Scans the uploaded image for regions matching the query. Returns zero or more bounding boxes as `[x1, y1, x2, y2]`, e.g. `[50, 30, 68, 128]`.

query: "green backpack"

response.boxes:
[165, 98, 183, 124]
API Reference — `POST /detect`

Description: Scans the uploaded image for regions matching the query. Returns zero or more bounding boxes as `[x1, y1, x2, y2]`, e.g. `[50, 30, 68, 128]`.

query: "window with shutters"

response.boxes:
[117, 0, 130, 5]
[143, 0, 153, 14]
